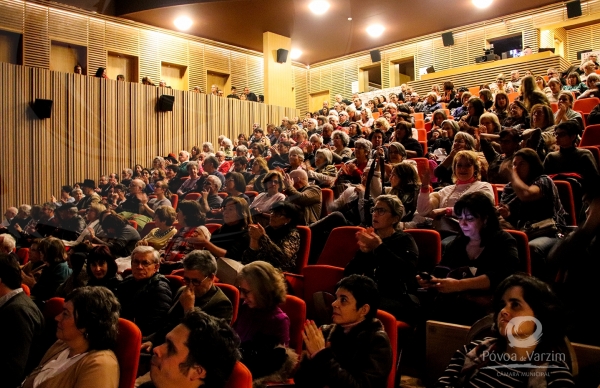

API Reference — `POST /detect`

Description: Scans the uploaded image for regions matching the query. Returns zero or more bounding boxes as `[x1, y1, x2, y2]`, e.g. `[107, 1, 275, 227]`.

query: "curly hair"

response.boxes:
[237, 261, 286, 309]
[66, 286, 120, 351]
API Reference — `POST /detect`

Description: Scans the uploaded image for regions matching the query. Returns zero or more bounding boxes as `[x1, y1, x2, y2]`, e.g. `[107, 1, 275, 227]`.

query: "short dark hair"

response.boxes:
[66, 286, 120, 351]
[233, 156, 248, 166]
[166, 165, 179, 173]
[468, 97, 486, 116]
[39, 237, 67, 265]
[180, 310, 241, 387]
[0, 253, 22, 289]
[225, 172, 247, 193]
[100, 211, 129, 232]
[555, 120, 580, 137]
[177, 200, 206, 227]
[336, 275, 380, 320]
[61, 185, 73, 194]
[154, 205, 177, 226]
[269, 201, 302, 228]
[395, 121, 414, 139]
[204, 156, 219, 169]
[498, 128, 521, 142]
[513, 148, 544, 183]
[86, 246, 118, 281]
[454, 192, 500, 245]
[114, 184, 126, 192]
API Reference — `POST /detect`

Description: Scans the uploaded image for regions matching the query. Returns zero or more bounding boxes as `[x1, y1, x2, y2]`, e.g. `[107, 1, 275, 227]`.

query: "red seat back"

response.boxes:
[216, 283, 240, 325]
[573, 97, 600, 114]
[316, 226, 363, 267]
[404, 229, 441, 272]
[553, 180, 577, 226]
[184, 193, 201, 201]
[244, 191, 258, 204]
[218, 192, 228, 199]
[165, 274, 185, 296]
[376, 309, 398, 388]
[170, 194, 179, 210]
[127, 220, 138, 230]
[550, 102, 559, 113]
[579, 146, 600, 167]
[224, 361, 252, 388]
[581, 124, 600, 147]
[302, 265, 344, 320]
[505, 230, 531, 275]
[205, 223, 222, 234]
[115, 318, 142, 388]
[321, 188, 334, 218]
[43, 297, 65, 323]
[17, 248, 29, 265]
[22, 283, 31, 296]
[280, 295, 307, 355]
[295, 226, 311, 274]
[139, 221, 157, 239]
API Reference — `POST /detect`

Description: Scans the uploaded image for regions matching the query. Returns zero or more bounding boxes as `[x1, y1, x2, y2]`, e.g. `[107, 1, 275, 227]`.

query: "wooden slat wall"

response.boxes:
[0, 62, 297, 212]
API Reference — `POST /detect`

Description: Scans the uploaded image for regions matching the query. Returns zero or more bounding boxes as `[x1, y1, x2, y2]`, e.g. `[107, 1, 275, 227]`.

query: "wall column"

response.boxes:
[263, 31, 293, 108]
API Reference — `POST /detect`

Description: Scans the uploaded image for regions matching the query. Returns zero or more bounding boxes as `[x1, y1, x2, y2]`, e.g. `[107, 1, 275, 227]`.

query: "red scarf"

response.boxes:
[456, 177, 477, 185]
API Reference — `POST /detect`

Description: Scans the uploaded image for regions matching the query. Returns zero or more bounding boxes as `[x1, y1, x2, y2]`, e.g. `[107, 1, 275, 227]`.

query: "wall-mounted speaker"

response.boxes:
[566, 0, 582, 18]
[32, 99, 53, 119]
[370, 49, 381, 63]
[276, 48, 289, 63]
[442, 31, 454, 47]
[158, 95, 175, 111]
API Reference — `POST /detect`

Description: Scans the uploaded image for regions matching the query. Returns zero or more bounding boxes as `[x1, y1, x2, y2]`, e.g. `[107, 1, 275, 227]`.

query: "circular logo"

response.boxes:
[506, 316, 543, 348]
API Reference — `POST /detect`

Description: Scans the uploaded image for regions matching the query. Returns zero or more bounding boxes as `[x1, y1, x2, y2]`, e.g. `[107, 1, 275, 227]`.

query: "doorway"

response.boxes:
[207, 70, 230, 96]
[390, 57, 415, 87]
[107, 52, 138, 82]
[309, 90, 330, 113]
[358, 64, 382, 92]
[161, 62, 188, 91]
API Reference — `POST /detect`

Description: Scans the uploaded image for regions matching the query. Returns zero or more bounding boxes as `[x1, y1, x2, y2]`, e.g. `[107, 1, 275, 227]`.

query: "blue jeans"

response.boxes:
[529, 236, 559, 280]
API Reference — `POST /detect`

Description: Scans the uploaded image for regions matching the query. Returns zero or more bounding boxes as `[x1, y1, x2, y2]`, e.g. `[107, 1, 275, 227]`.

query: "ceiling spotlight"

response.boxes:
[366, 24, 385, 37]
[309, 1, 330, 15]
[174, 16, 193, 31]
[290, 49, 302, 60]
[472, 0, 492, 8]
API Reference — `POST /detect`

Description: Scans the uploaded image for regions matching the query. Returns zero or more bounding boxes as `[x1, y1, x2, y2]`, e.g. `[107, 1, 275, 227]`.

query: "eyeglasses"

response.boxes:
[266, 180, 280, 186]
[370, 207, 390, 215]
[183, 275, 208, 286]
[132, 259, 155, 267]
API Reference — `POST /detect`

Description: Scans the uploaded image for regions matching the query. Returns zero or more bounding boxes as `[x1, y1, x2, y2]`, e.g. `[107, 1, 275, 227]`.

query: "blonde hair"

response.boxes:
[452, 150, 481, 182]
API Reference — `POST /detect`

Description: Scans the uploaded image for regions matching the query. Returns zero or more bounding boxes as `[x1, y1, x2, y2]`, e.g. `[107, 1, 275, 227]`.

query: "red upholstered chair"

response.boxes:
[506, 230, 531, 275]
[17, 248, 29, 265]
[316, 226, 363, 268]
[404, 229, 441, 272]
[216, 283, 240, 325]
[280, 295, 306, 355]
[171, 268, 184, 276]
[184, 193, 201, 201]
[302, 265, 344, 320]
[139, 221, 156, 239]
[115, 318, 142, 388]
[218, 192, 228, 199]
[419, 141, 427, 156]
[573, 97, 600, 114]
[43, 297, 65, 323]
[245, 191, 258, 204]
[550, 102, 559, 113]
[21, 283, 30, 296]
[411, 112, 424, 121]
[581, 124, 600, 147]
[579, 145, 600, 167]
[205, 223, 222, 234]
[414, 119, 424, 129]
[128, 220, 138, 230]
[224, 361, 252, 388]
[165, 275, 185, 296]
[376, 310, 398, 388]
[170, 194, 179, 210]
[320, 188, 334, 218]
[417, 128, 427, 141]
[294, 226, 311, 274]
[553, 180, 577, 226]
[424, 121, 432, 132]
[508, 91, 520, 102]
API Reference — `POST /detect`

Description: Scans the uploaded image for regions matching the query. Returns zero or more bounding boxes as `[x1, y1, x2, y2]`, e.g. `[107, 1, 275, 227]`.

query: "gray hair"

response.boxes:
[332, 130, 350, 147]
[123, 168, 133, 176]
[328, 110, 339, 117]
[315, 148, 333, 165]
[0, 234, 16, 251]
[346, 105, 356, 113]
[207, 175, 221, 187]
[131, 246, 160, 264]
[354, 138, 373, 154]
[307, 118, 318, 126]
[132, 178, 146, 191]
[202, 142, 214, 153]
[72, 188, 83, 196]
[183, 250, 217, 276]
[289, 146, 305, 161]
[221, 138, 233, 148]
[309, 134, 323, 143]
[19, 204, 32, 215]
[67, 206, 78, 215]
[375, 194, 405, 228]
[179, 150, 190, 158]
[237, 145, 248, 154]
[389, 142, 407, 158]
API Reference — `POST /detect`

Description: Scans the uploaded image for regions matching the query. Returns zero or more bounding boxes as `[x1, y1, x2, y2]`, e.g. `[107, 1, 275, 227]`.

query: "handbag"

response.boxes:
[521, 218, 558, 240]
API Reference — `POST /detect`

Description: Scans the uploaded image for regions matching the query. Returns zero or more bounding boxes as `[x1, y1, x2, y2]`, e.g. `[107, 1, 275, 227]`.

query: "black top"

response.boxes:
[210, 223, 250, 262]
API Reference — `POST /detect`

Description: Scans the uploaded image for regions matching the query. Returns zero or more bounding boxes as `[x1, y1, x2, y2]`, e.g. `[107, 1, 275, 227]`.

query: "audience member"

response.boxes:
[31, 237, 72, 305]
[283, 169, 322, 225]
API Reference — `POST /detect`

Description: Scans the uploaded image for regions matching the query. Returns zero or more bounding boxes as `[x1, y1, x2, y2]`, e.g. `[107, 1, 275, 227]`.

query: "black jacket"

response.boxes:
[294, 318, 392, 388]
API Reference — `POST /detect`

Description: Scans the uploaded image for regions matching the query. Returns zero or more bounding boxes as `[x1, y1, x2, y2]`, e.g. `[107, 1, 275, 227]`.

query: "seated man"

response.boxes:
[294, 275, 392, 388]
[33, 202, 60, 238]
[116, 178, 145, 214]
[142, 250, 233, 351]
[117, 246, 172, 337]
[0, 233, 20, 263]
[232, 156, 253, 183]
[1, 206, 17, 229]
[216, 151, 232, 175]
[194, 156, 226, 192]
[6, 204, 32, 242]
[0, 254, 45, 387]
[199, 175, 224, 213]
[139, 309, 240, 388]
[54, 203, 86, 241]
[79, 180, 102, 213]
[283, 169, 322, 225]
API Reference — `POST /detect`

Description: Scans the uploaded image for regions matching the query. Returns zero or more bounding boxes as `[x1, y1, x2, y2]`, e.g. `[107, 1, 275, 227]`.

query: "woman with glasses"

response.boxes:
[503, 100, 530, 129]
[224, 172, 250, 203]
[344, 194, 420, 322]
[331, 129, 352, 160]
[434, 132, 479, 186]
[336, 138, 372, 185]
[243, 201, 301, 272]
[139, 181, 172, 218]
[562, 71, 587, 97]
[580, 60, 598, 82]
[250, 171, 286, 225]
[233, 261, 293, 382]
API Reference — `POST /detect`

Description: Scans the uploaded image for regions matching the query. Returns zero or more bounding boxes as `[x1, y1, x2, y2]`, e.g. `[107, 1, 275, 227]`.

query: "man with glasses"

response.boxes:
[141, 250, 233, 354]
[546, 67, 565, 85]
[199, 175, 224, 213]
[117, 246, 172, 337]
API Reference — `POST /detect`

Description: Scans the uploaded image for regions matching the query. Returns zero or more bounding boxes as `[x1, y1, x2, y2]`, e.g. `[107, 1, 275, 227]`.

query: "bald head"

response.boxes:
[4, 207, 17, 221]
[290, 169, 308, 189]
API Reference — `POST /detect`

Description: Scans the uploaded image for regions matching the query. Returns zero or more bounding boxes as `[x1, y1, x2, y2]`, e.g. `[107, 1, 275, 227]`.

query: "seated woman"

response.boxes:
[294, 274, 393, 388]
[138, 205, 178, 250]
[417, 192, 519, 325]
[21, 286, 121, 388]
[246, 156, 269, 192]
[224, 172, 250, 203]
[393, 121, 424, 158]
[491, 91, 510, 123]
[418, 151, 494, 239]
[191, 197, 251, 263]
[336, 138, 372, 185]
[283, 146, 304, 173]
[374, 162, 420, 224]
[233, 261, 293, 382]
[522, 75, 551, 111]
[21, 238, 44, 288]
[88, 211, 140, 257]
[344, 195, 420, 323]
[478, 88, 494, 111]
[86, 245, 121, 293]
[577, 73, 600, 99]
[458, 97, 485, 133]
[479, 128, 521, 184]
[426, 109, 448, 145]
[176, 161, 201, 197]
[546, 78, 562, 103]
[331, 130, 352, 161]
[499, 148, 566, 280]
[243, 201, 301, 272]
[306, 148, 337, 188]
[359, 108, 374, 129]
[160, 201, 210, 266]
[554, 91, 584, 130]
[434, 132, 479, 186]
[139, 181, 172, 218]
[502, 100, 530, 129]
[562, 71, 587, 97]
[249, 171, 286, 226]
[436, 274, 574, 387]
[429, 119, 458, 156]
[139, 168, 155, 195]
[422, 92, 442, 117]
[31, 237, 72, 305]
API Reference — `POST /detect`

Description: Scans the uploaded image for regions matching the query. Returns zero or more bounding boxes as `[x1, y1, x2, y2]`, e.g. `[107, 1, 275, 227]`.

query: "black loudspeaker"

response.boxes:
[32, 99, 53, 119]
[158, 95, 175, 111]
[370, 50, 381, 63]
[566, 0, 582, 18]
[442, 31, 454, 47]
[276, 48, 288, 63]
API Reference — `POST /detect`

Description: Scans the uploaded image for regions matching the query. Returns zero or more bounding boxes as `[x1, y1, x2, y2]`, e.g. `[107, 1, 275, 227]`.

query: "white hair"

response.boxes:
[0, 233, 16, 252]
[288, 146, 305, 161]
[131, 245, 160, 264]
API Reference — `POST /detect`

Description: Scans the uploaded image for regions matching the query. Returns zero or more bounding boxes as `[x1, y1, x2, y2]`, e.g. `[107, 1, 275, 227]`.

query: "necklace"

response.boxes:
[154, 226, 174, 238]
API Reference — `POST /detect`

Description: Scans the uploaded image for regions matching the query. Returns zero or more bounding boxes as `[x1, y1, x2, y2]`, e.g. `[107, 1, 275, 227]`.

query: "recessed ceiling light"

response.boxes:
[309, 1, 330, 15]
[174, 16, 193, 31]
[348, 17, 353, 21]
[290, 49, 302, 60]
[366, 24, 385, 37]
[472, 0, 492, 9]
